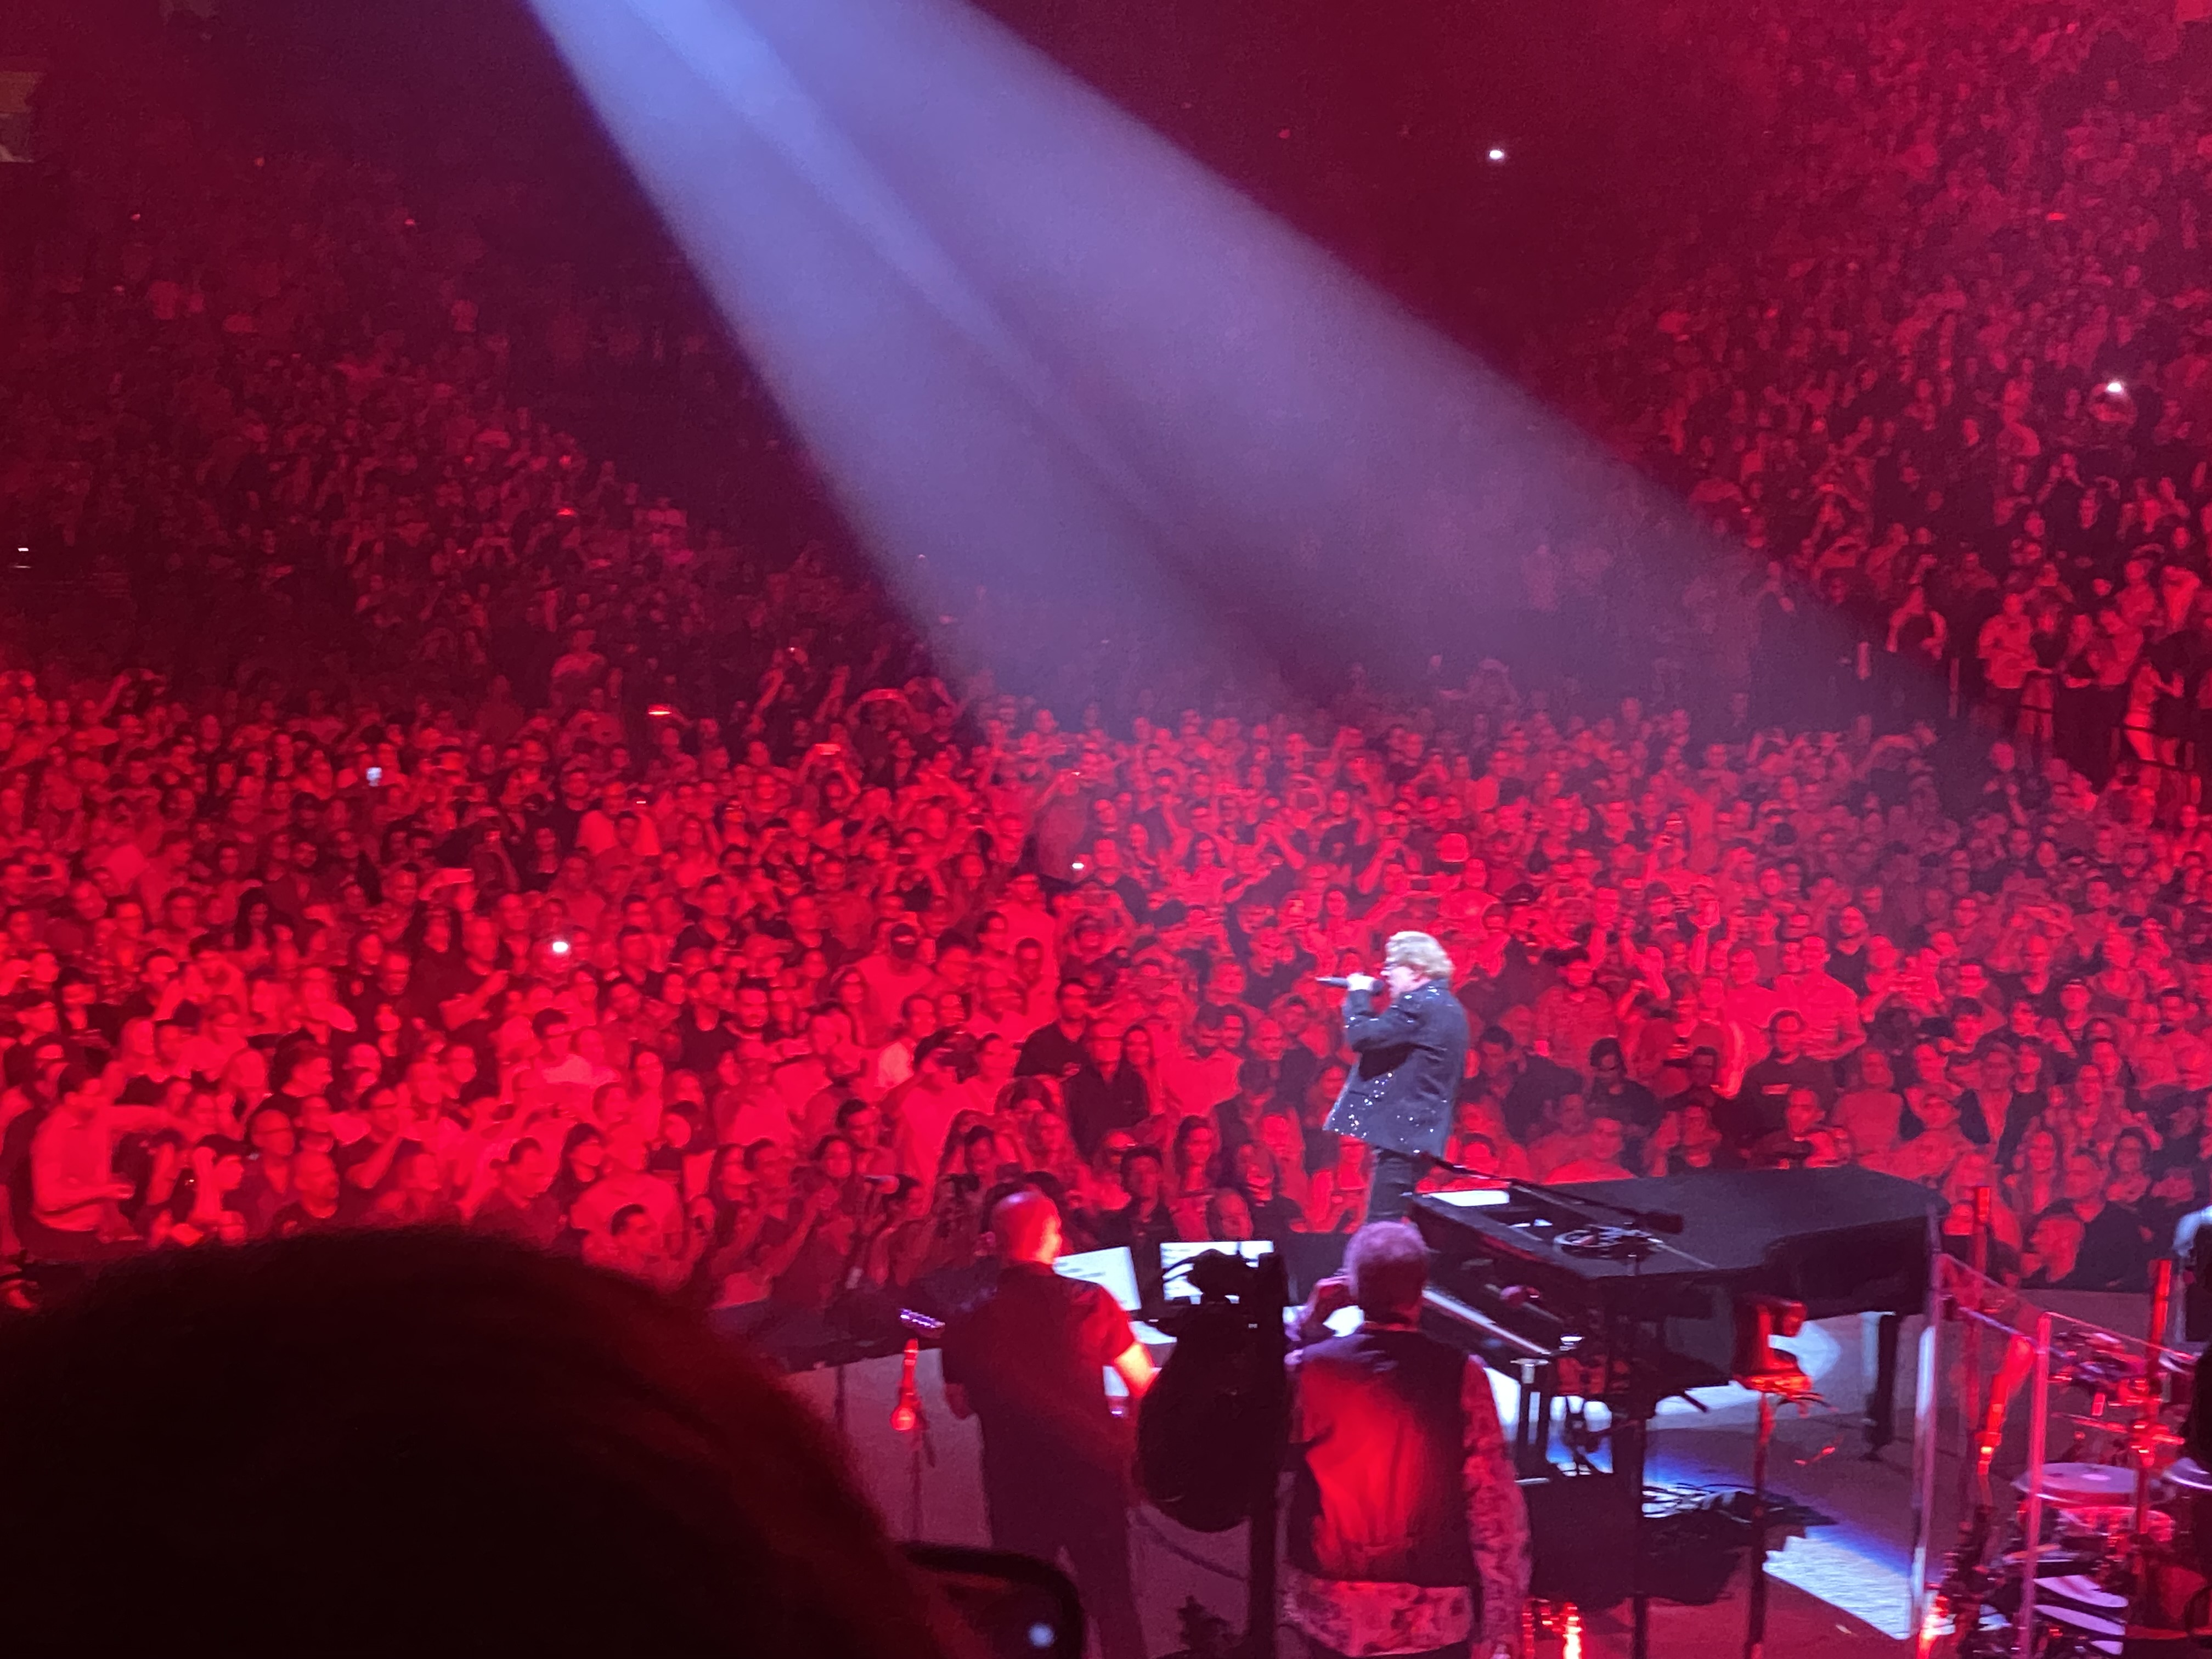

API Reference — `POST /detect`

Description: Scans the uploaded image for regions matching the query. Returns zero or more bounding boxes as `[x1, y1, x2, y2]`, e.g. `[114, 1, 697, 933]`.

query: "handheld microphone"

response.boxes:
[1315, 975, 1364, 988]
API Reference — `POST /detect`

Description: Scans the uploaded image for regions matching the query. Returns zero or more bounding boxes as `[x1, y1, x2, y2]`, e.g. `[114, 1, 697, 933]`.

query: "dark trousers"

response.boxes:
[1365, 1148, 1431, 1223]
[987, 1480, 1146, 1659]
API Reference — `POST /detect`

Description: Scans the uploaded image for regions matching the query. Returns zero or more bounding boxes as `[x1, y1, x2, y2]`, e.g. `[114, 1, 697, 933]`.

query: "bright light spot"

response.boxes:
[1562, 1604, 1583, 1659]
[2106, 379, 2126, 396]
[1025, 1622, 1055, 1651]
[1917, 1592, 1947, 1657]
[550, 939, 572, 955]
[1487, 146, 1508, 163]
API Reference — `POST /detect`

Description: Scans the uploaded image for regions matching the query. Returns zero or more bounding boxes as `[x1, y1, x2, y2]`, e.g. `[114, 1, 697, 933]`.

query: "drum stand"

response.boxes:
[2115, 1260, 2186, 1653]
[2130, 1261, 2179, 1583]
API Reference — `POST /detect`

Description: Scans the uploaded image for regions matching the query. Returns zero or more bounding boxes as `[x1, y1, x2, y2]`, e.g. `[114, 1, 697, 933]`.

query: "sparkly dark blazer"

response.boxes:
[1323, 979, 1469, 1159]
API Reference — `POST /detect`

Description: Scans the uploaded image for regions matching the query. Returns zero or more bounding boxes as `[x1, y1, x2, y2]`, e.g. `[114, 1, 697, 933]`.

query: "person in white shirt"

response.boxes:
[528, 1009, 616, 1111]
[871, 991, 941, 1094]
[890, 1043, 985, 1179]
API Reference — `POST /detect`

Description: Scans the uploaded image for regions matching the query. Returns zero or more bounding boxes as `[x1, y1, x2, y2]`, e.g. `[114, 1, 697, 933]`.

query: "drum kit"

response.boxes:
[1925, 1265, 2205, 1658]
[1986, 1452, 2205, 1657]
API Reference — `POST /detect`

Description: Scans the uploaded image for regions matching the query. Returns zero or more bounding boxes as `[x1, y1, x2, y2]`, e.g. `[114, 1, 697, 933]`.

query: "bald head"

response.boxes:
[990, 1188, 1063, 1266]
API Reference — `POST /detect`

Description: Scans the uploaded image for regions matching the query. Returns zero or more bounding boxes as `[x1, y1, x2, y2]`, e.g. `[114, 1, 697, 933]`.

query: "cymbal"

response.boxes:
[2166, 1456, 2212, 1494]
[2056, 1413, 2185, 1442]
[2012, 1462, 2142, 1503]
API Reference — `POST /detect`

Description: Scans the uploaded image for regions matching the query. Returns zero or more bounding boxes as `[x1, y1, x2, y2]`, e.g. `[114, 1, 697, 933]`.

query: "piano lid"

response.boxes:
[1413, 1166, 1942, 1286]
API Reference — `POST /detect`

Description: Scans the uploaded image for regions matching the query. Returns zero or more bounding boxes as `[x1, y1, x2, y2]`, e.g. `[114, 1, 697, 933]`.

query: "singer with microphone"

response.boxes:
[1321, 932, 1470, 1224]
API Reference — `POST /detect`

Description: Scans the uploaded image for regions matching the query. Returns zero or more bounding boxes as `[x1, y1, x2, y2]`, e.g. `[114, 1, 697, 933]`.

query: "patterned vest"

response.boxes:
[1287, 1328, 1478, 1594]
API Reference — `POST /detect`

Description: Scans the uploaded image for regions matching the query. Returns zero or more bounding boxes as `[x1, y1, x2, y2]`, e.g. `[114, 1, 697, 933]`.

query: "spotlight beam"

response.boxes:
[617, 0, 1173, 534]
[528, 0, 1233, 679]
[529, 0, 1860, 701]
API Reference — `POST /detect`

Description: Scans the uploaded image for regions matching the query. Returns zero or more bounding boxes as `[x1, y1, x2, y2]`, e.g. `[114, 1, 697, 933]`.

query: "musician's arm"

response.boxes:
[1462, 1356, 1531, 1652]
[1342, 990, 1427, 1053]
[1110, 1342, 1156, 1401]
[1288, 1276, 1355, 1346]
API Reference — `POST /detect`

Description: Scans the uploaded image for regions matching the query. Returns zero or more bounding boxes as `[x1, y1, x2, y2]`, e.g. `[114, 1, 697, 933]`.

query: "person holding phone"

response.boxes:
[1286, 1222, 1529, 1659]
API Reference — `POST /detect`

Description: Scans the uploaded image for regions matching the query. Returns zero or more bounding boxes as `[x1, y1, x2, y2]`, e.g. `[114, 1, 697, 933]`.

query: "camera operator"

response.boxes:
[943, 1188, 1155, 1659]
[1286, 1222, 1528, 1659]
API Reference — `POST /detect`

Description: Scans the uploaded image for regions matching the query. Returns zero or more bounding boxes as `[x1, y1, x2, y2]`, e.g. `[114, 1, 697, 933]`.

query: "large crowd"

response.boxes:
[1, 0, 2211, 1334]
[1555, 0, 2212, 783]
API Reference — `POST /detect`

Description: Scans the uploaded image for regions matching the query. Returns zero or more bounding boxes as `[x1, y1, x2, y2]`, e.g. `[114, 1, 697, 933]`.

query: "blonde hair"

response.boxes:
[1383, 931, 1453, 984]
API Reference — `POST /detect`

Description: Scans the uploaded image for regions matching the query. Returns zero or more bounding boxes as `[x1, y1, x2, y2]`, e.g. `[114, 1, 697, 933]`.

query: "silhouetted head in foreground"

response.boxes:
[0, 1231, 968, 1659]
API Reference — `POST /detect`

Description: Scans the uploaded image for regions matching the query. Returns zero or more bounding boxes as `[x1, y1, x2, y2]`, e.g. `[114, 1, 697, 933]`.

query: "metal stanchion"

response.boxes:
[1907, 1208, 1945, 1643]
[2016, 1312, 2051, 1659]
[1956, 1189, 1991, 1522]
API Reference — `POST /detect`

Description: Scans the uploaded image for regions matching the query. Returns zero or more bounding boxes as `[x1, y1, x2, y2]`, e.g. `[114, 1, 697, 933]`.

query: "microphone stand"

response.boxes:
[891, 1309, 942, 1539]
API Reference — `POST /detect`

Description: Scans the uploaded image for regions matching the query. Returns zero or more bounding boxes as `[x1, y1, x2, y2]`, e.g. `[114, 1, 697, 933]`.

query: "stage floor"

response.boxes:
[786, 1306, 1948, 1657]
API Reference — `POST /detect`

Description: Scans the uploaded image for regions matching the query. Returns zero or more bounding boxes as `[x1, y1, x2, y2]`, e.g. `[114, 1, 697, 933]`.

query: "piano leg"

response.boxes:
[1746, 1391, 1774, 1659]
[1534, 1372, 1556, 1469]
[1616, 1409, 1650, 1659]
[1512, 1357, 1555, 1476]
[1604, 1303, 1654, 1659]
[1861, 1311, 1901, 1457]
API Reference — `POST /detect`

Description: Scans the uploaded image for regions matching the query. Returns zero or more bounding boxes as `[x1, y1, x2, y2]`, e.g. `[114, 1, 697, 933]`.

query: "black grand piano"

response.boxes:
[1411, 1167, 1939, 1646]
[1413, 1166, 1939, 1406]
